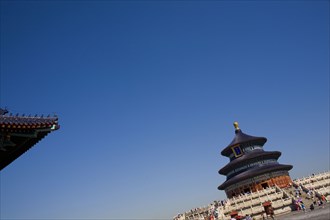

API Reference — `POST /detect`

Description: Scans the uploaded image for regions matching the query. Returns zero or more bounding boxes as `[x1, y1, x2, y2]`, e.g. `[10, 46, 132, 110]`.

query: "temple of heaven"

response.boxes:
[0, 108, 59, 171]
[218, 122, 293, 198]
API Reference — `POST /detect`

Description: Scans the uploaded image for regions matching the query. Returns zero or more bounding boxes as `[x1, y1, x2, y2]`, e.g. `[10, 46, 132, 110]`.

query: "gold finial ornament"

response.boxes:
[233, 121, 240, 130]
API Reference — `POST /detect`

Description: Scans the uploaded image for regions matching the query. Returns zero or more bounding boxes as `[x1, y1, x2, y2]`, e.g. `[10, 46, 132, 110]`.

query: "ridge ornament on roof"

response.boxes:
[0, 108, 8, 115]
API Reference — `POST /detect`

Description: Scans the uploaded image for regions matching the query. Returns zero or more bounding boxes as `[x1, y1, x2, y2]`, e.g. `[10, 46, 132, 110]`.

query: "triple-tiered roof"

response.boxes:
[218, 122, 292, 192]
[0, 108, 59, 170]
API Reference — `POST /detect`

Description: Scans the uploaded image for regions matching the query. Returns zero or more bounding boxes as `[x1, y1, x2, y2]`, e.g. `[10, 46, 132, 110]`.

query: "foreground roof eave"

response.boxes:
[0, 114, 59, 130]
[0, 108, 60, 171]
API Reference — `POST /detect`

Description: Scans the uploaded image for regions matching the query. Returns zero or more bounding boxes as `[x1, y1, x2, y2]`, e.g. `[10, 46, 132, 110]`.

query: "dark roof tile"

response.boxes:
[219, 150, 282, 175]
[221, 129, 267, 156]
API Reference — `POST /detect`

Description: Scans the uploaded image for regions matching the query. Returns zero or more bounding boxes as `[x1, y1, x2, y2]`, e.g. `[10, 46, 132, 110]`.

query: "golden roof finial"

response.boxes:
[233, 121, 240, 130]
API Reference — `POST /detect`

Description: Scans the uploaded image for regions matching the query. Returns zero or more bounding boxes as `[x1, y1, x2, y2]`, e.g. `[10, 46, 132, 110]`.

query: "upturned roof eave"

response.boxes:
[221, 136, 267, 156]
[0, 115, 59, 131]
[218, 151, 282, 175]
[218, 164, 293, 190]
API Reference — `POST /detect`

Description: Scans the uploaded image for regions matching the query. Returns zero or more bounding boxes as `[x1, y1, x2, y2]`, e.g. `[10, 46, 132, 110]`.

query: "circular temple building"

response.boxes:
[218, 122, 293, 198]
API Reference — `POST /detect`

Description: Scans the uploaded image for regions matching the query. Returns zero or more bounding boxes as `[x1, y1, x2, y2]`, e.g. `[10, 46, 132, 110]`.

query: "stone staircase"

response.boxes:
[174, 172, 330, 220]
[281, 184, 315, 211]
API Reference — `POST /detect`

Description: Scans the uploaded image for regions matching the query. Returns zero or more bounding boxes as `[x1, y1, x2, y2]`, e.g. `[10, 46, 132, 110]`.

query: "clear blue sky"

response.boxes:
[0, 1, 329, 219]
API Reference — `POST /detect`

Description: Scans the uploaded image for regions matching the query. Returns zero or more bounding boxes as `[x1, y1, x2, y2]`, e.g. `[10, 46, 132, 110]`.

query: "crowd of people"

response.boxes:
[173, 199, 231, 220]
[174, 172, 329, 220]
[293, 182, 328, 213]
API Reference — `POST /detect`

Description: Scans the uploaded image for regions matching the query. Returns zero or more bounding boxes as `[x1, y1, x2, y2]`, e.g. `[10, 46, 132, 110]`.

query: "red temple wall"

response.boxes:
[226, 175, 292, 198]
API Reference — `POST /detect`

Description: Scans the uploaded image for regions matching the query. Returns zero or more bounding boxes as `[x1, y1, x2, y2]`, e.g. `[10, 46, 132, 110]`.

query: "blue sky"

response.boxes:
[0, 1, 329, 219]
